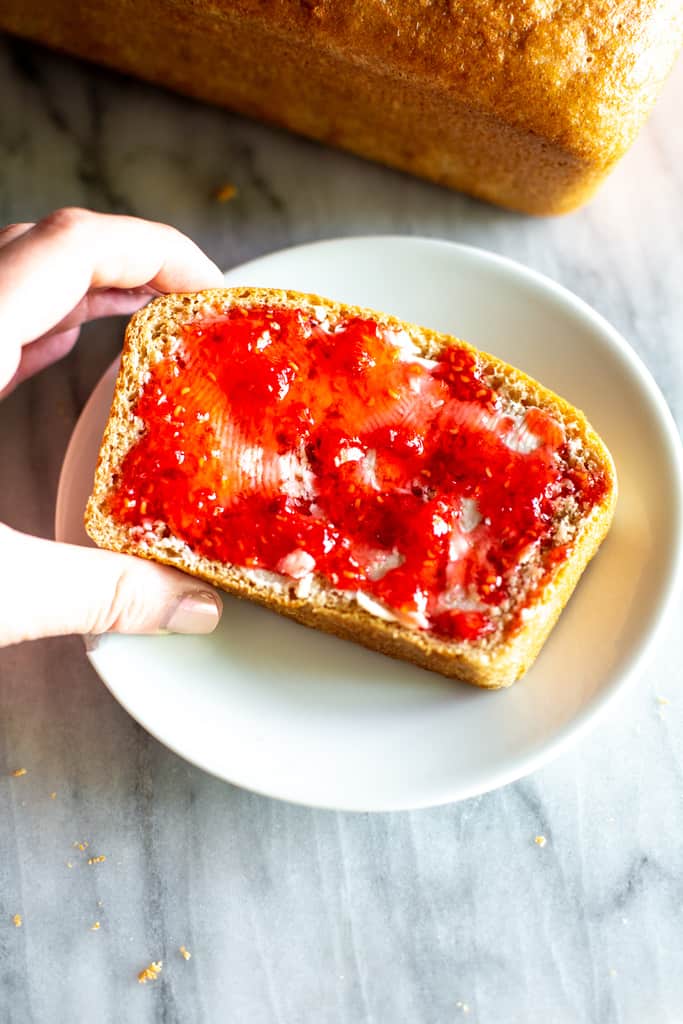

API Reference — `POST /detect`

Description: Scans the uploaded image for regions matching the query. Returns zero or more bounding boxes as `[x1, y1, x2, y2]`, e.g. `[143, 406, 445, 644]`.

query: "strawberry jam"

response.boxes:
[108, 306, 608, 641]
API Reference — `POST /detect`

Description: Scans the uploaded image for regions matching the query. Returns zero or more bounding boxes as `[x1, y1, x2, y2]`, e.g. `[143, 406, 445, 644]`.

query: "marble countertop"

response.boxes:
[1, 33, 682, 1024]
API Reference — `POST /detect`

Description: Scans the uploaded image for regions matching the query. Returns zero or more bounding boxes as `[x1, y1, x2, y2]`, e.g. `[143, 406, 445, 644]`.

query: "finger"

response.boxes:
[0, 328, 81, 401]
[0, 524, 222, 646]
[0, 222, 34, 249]
[0, 207, 224, 385]
[41, 285, 161, 339]
[0, 287, 158, 400]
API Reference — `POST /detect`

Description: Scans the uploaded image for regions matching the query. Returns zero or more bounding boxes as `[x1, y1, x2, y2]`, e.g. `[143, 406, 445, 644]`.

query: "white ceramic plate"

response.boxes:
[55, 237, 683, 811]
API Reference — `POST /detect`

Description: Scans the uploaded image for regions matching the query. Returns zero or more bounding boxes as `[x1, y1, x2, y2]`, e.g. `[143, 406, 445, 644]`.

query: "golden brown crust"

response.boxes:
[85, 287, 617, 688]
[1, 2, 681, 213]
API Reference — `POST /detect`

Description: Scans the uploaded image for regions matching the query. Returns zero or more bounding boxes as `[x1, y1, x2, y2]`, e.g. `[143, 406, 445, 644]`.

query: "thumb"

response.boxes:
[0, 524, 222, 647]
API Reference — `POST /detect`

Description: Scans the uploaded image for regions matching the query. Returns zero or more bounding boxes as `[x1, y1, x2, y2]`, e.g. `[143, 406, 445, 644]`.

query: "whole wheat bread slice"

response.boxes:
[85, 287, 617, 688]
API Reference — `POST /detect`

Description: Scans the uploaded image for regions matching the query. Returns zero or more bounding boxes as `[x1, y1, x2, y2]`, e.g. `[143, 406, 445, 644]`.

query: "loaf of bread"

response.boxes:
[85, 288, 617, 687]
[2, 4, 682, 214]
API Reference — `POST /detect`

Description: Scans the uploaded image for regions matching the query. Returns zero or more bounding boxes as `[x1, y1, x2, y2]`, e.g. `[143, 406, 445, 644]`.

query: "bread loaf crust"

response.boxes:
[2, 2, 682, 213]
[85, 288, 617, 688]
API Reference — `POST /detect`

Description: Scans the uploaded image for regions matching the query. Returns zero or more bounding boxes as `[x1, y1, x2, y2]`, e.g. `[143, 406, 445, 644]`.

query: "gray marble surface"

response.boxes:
[1, 32, 682, 1024]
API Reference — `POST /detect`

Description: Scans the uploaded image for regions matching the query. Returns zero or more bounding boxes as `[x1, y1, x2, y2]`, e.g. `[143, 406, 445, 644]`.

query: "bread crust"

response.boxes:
[85, 287, 617, 688]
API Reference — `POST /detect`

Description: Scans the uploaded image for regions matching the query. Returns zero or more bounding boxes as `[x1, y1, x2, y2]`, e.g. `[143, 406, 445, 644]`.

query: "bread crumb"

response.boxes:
[179, 945, 192, 961]
[456, 1002, 470, 1013]
[12, 914, 22, 928]
[656, 695, 670, 719]
[215, 183, 237, 203]
[609, 968, 618, 977]
[11, 768, 27, 777]
[74, 840, 89, 851]
[88, 855, 106, 865]
[138, 961, 163, 984]
[66, 861, 73, 869]
[534, 835, 547, 847]
[49, 792, 57, 800]
[91, 921, 101, 931]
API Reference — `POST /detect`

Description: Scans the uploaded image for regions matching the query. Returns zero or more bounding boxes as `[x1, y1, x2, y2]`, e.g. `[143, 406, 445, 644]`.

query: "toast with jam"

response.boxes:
[85, 288, 617, 687]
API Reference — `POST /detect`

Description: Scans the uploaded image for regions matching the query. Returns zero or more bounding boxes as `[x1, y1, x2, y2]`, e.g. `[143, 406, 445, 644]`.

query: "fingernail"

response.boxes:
[164, 591, 222, 634]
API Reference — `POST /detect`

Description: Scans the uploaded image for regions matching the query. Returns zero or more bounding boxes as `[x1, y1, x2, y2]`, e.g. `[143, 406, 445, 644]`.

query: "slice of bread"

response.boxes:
[85, 287, 617, 688]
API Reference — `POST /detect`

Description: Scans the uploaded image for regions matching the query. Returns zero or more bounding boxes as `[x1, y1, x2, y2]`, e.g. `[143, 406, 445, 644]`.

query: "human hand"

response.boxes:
[0, 208, 224, 647]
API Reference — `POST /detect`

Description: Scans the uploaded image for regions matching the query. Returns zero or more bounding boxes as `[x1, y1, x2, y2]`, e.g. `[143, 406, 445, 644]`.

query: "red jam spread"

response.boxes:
[109, 306, 607, 641]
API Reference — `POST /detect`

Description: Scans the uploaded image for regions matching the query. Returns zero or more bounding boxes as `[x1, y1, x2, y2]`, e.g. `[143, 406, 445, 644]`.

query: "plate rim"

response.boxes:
[56, 234, 683, 811]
